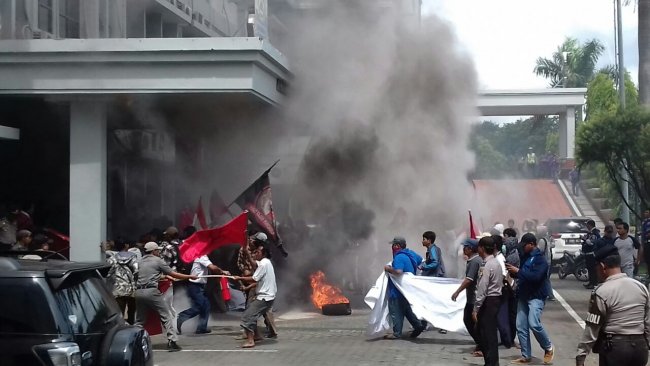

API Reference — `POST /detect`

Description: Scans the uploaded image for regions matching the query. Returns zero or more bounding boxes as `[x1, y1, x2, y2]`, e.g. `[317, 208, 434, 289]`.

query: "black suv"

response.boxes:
[0, 255, 153, 366]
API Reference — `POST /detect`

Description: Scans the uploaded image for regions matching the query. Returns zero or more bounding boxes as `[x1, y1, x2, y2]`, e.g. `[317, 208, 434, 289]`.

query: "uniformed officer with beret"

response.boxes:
[576, 244, 650, 365]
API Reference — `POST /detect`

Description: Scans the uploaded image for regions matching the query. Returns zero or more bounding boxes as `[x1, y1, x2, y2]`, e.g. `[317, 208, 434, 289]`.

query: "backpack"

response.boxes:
[107, 253, 136, 297]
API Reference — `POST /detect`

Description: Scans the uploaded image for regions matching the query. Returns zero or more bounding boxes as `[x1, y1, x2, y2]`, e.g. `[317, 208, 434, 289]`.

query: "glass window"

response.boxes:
[0, 279, 57, 334]
[38, 0, 53, 34]
[53, 275, 121, 334]
[59, 0, 80, 38]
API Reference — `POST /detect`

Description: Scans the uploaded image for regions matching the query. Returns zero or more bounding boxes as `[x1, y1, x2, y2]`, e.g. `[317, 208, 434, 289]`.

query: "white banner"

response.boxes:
[365, 271, 468, 337]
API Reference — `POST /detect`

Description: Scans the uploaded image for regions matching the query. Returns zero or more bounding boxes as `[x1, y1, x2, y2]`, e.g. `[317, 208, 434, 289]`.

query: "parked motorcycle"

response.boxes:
[557, 249, 589, 282]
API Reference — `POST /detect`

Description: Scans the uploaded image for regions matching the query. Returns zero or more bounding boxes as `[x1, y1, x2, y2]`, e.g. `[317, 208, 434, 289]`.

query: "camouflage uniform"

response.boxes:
[160, 240, 180, 320]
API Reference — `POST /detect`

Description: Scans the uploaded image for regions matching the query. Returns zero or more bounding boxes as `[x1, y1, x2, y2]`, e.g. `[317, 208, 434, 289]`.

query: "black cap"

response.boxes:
[594, 244, 619, 262]
[390, 236, 406, 246]
[519, 233, 537, 245]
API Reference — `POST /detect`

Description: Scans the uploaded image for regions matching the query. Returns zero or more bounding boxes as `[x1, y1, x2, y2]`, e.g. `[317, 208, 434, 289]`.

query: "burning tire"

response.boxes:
[321, 302, 352, 316]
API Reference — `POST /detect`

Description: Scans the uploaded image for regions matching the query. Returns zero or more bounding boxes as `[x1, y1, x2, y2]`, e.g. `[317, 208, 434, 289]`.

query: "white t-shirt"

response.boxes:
[190, 255, 213, 284]
[253, 257, 277, 301]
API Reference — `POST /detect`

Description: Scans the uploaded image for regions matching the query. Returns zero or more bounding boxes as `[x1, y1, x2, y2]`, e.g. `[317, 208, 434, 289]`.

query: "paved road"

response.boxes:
[152, 274, 598, 366]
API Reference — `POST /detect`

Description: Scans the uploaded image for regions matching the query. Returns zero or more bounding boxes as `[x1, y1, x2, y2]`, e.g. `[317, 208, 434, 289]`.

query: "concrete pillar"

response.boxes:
[566, 106, 576, 159]
[69, 100, 107, 262]
[559, 112, 567, 158]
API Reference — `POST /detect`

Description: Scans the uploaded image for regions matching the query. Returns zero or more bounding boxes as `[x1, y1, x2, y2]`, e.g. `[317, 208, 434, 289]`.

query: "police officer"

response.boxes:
[582, 219, 601, 290]
[575, 244, 650, 365]
[135, 242, 198, 352]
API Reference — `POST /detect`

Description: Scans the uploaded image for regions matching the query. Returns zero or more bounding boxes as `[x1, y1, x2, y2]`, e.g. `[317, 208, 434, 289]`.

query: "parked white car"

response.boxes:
[545, 217, 590, 264]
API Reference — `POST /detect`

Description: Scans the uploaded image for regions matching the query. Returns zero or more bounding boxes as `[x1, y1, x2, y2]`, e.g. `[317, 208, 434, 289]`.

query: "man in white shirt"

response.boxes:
[177, 255, 230, 335]
[234, 242, 277, 348]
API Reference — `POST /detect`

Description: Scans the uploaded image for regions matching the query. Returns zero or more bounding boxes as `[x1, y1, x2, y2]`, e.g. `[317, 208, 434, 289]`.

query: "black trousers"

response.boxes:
[116, 296, 136, 324]
[464, 302, 480, 345]
[599, 336, 648, 366]
[585, 254, 597, 286]
[478, 297, 501, 366]
[504, 284, 517, 345]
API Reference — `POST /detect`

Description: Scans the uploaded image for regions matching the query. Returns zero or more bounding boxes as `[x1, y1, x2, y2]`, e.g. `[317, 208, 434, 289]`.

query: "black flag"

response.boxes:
[233, 161, 287, 256]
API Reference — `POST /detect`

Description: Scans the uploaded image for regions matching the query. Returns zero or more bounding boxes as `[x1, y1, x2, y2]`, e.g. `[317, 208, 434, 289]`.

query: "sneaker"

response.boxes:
[409, 327, 425, 338]
[438, 329, 447, 334]
[510, 358, 531, 364]
[543, 346, 554, 364]
[167, 340, 182, 352]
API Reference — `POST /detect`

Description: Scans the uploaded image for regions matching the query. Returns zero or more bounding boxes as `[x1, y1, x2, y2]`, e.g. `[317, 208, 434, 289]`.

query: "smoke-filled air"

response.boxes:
[278, 1, 479, 302]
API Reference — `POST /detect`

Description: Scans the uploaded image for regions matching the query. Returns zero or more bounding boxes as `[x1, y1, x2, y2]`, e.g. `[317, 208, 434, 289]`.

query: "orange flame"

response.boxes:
[309, 271, 350, 310]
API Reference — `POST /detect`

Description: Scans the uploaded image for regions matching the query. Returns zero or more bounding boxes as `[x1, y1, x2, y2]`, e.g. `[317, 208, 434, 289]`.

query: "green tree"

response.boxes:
[586, 71, 639, 119]
[534, 37, 605, 88]
[576, 108, 650, 219]
[471, 136, 508, 179]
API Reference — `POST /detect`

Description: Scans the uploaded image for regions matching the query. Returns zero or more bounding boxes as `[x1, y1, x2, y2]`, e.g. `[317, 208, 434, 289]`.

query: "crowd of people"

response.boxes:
[101, 226, 277, 352]
[382, 214, 650, 366]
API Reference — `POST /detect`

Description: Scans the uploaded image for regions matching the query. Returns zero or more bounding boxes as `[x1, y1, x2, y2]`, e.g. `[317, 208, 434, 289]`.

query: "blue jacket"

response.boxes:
[516, 248, 549, 300]
[421, 244, 445, 277]
[387, 248, 423, 299]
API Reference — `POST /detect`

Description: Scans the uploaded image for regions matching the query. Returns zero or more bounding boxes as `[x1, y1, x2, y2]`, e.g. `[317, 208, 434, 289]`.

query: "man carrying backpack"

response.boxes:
[108, 239, 139, 324]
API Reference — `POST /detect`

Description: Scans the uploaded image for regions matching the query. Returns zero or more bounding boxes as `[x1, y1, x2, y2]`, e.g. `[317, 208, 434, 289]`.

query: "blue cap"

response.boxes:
[462, 238, 478, 249]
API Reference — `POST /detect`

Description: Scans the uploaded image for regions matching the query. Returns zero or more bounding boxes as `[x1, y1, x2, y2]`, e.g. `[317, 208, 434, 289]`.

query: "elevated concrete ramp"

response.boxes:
[473, 179, 574, 229]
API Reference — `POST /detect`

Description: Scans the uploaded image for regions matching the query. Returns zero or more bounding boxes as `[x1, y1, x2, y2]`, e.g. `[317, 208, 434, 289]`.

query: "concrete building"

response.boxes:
[0, 0, 291, 261]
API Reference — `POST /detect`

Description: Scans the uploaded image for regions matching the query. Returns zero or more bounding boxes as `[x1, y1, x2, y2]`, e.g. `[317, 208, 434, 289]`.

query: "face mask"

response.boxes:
[501, 245, 507, 255]
[392, 246, 401, 256]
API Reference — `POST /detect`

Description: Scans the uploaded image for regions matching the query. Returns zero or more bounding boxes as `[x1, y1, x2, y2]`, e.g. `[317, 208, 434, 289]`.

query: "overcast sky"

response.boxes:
[421, 0, 639, 90]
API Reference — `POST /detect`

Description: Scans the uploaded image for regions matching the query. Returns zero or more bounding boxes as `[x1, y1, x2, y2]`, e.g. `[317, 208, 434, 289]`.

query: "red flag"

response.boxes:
[193, 196, 208, 230]
[469, 210, 478, 239]
[179, 212, 248, 263]
[233, 165, 279, 241]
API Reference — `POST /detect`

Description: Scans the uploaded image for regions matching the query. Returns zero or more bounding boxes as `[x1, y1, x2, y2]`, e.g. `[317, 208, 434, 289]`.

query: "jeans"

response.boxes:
[178, 282, 211, 333]
[516, 298, 552, 359]
[388, 295, 423, 338]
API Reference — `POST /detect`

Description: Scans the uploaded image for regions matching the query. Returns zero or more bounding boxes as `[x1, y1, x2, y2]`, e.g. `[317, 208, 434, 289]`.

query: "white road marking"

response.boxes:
[153, 349, 278, 353]
[553, 289, 585, 329]
[557, 179, 582, 216]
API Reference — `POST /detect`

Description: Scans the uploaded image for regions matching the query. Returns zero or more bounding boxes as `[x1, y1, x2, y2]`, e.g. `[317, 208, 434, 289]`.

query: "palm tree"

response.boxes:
[533, 37, 605, 88]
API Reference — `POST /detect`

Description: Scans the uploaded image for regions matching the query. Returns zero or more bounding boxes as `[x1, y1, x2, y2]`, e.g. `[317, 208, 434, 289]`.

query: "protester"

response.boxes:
[614, 222, 638, 278]
[420, 231, 445, 277]
[135, 242, 198, 352]
[491, 234, 513, 348]
[503, 227, 520, 346]
[575, 244, 650, 366]
[11, 229, 31, 251]
[536, 226, 555, 301]
[506, 233, 554, 365]
[0, 212, 17, 250]
[107, 239, 138, 324]
[474, 236, 504, 366]
[233, 242, 277, 348]
[31, 233, 52, 251]
[177, 255, 230, 335]
[160, 227, 181, 322]
[383, 236, 425, 339]
[237, 232, 278, 339]
[452, 238, 482, 356]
